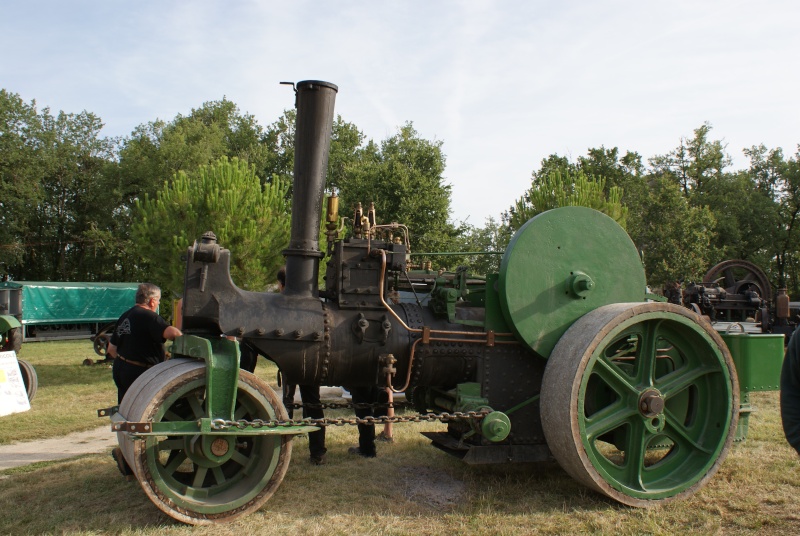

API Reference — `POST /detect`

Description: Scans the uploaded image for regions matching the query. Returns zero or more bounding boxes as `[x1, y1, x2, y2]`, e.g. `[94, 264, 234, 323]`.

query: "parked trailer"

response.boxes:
[108, 81, 785, 525]
[0, 282, 139, 353]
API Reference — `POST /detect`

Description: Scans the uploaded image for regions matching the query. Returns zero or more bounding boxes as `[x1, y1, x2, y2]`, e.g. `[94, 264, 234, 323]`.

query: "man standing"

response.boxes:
[108, 283, 182, 404]
[781, 328, 800, 455]
[347, 385, 388, 458]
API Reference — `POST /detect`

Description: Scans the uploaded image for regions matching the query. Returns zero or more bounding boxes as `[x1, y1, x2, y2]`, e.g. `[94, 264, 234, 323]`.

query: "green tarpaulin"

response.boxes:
[0, 282, 139, 325]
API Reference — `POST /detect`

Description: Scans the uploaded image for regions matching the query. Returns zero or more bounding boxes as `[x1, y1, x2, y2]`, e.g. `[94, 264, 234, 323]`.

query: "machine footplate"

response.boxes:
[421, 432, 552, 464]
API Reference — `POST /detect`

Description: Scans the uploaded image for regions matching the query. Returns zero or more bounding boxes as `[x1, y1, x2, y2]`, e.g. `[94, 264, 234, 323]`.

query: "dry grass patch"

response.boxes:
[2, 342, 800, 534]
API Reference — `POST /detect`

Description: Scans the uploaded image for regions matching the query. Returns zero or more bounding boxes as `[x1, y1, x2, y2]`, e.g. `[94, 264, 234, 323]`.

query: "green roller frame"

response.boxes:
[111, 336, 316, 524]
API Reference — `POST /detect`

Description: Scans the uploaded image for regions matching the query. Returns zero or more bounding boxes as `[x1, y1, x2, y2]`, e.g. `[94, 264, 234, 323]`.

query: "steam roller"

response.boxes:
[105, 79, 781, 524]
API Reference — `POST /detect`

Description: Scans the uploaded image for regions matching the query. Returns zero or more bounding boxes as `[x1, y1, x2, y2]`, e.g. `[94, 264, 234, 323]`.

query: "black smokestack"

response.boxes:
[283, 80, 338, 298]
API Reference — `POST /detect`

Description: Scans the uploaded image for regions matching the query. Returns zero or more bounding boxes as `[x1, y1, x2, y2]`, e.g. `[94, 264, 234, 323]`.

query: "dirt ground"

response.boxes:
[0, 386, 353, 471]
[0, 425, 117, 471]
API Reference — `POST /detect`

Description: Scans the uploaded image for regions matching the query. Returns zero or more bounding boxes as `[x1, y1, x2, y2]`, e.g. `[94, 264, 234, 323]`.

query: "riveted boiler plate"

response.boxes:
[498, 206, 646, 357]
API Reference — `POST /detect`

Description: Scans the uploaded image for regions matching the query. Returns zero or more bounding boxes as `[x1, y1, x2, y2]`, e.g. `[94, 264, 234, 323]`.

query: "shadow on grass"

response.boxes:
[0, 456, 176, 533]
[0, 445, 618, 534]
[29, 363, 114, 388]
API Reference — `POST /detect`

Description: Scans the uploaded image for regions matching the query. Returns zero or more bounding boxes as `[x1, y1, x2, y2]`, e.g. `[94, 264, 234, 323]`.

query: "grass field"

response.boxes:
[1, 340, 800, 535]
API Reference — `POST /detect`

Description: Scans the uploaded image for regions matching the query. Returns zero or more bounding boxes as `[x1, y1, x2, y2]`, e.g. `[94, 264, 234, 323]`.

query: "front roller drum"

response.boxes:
[540, 302, 739, 507]
[117, 358, 291, 524]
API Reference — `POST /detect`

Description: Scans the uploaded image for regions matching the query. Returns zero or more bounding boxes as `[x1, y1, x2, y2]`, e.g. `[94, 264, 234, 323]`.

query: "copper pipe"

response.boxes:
[383, 374, 394, 440]
[391, 337, 421, 393]
[375, 248, 520, 394]
[389, 326, 518, 394]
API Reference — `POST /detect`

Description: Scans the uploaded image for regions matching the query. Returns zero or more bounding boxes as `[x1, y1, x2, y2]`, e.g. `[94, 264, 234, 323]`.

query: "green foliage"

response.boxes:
[118, 98, 267, 203]
[7, 86, 800, 303]
[631, 176, 717, 287]
[339, 122, 455, 253]
[327, 116, 368, 191]
[752, 145, 800, 290]
[650, 122, 731, 196]
[448, 217, 509, 275]
[0, 90, 45, 272]
[0, 90, 121, 281]
[694, 170, 778, 265]
[260, 109, 296, 183]
[507, 169, 627, 231]
[132, 157, 290, 298]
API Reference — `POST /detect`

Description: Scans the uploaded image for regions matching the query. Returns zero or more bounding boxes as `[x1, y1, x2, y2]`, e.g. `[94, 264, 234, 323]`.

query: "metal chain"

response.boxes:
[285, 401, 415, 411]
[209, 409, 488, 430]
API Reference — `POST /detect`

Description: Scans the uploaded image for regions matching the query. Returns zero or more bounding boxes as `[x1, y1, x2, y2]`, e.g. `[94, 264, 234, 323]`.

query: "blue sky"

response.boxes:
[2, 1, 798, 224]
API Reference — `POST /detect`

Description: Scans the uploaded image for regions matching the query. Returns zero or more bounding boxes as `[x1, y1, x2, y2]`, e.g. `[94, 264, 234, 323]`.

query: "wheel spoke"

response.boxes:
[192, 466, 208, 488]
[163, 410, 183, 421]
[634, 320, 659, 386]
[163, 449, 188, 474]
[663, 407, 715, 455]
[230, 450, 250, 466]
[212, 466, 226, 485]
[622, 418, 648, 490]
[585, 401, 636, 440]
[658, 365, 718, 400]
[723, 268, 736, 288]
[592, 356, 638, 397]
[186, 394, 205, 419]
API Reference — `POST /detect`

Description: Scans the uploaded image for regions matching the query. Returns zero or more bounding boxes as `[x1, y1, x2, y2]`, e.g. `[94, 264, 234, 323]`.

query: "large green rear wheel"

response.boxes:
[117, 358, 291, 524]
[540, 302, 738, 506]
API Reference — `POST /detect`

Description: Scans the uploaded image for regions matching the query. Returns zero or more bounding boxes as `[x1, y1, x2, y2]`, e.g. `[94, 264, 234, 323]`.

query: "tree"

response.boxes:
[30, 109, 118, 281]
[778, 149, 800, 293]
[650, 122, 731, 197]
[506, 169, 627, 231]
[696, 169, 778, 267]
[118, 98, 267, 203]
[0, 90, 45, 276]
[0, 91, 119, 281]
[449, 217, 509, 275]
[338, 122, 454, 253]
[634, 176, 717, 288]
[262, 111, 368, 195]
[132, 157, 291, 299]
[260, 109, 296, 184]
[578, 146, 645, 188]
[746, 145, 800, 292]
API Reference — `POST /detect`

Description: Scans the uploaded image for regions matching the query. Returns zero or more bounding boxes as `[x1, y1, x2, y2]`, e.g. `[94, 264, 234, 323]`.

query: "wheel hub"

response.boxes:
[184, 433, 237, 467]
[638, 389, 664, 418]
[210, 437, 229, 456]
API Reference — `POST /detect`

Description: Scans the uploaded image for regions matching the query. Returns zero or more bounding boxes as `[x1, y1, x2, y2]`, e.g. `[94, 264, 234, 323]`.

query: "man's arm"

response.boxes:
[107, 342, 118, 359]
[162, 326, 182, 341]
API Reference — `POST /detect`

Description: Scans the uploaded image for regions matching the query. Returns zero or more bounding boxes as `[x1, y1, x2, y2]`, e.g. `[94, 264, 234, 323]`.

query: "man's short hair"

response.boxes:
[136, 283, 161, 304]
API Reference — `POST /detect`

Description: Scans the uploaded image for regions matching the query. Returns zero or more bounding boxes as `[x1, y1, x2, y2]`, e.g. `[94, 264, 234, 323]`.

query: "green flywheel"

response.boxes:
[498, 206, 647, 358]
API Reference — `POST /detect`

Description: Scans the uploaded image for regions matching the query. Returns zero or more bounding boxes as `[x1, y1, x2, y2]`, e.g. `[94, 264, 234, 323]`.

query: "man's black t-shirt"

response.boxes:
[782, 329, 800, 455]
[110, 305, 169, 366]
